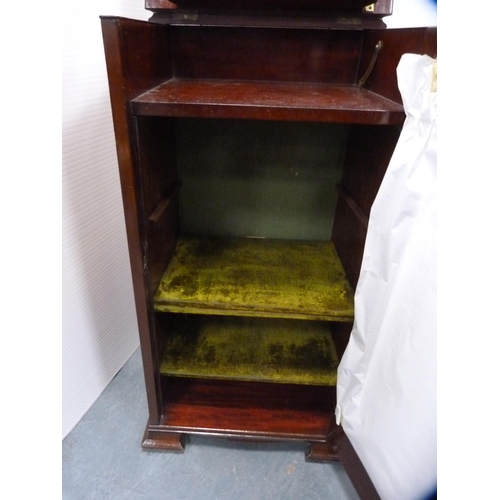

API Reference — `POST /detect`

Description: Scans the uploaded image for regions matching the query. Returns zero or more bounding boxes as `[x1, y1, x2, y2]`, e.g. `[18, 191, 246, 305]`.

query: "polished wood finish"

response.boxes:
[360, 27, 438, 104]
[145, 0, 393, 29]
[148, 11, 389, 29]
[132, 80, 404, 124]
[146, 0, 375, 12]
[157, 377, 335, 440]
[335, 428, 382, 500]
[100, 17, 173, 424]
[101, 12, 436, 499]
[170, 26, 362, 83]
[305, 442, 340, 462]
[134, 116, 180, 293]
[332, 125, 401, 287]
[142, 430, 186, 451]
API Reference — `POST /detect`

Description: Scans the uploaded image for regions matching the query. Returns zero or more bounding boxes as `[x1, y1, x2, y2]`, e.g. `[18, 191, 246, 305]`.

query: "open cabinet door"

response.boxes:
[336, 54, 437, 500]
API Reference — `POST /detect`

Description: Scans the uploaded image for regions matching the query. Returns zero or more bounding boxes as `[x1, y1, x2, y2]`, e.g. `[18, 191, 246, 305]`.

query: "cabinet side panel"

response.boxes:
[331, 194, 367, 289]
[332, 125, 401, 288]
[135, 116, 180, 293]
[341, 125, 401, 215]
[135, 117, 178, 218]
[100, 17, 173, 424]
[359, 27, 437, 104]
[109, 17, 172, 98]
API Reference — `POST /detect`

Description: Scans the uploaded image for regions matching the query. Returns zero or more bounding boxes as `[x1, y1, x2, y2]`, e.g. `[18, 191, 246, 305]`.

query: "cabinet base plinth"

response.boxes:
[142, 430, 185, 452]
[305, 442, 339, 462]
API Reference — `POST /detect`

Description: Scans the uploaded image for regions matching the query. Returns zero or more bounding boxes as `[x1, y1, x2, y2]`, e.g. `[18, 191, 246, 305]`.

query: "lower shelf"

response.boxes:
[158, 377, 335, 441]
[159, 315, 339, 385]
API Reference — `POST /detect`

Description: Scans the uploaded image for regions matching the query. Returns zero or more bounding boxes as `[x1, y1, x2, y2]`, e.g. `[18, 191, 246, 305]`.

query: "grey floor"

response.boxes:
[62, 348, 361, 500]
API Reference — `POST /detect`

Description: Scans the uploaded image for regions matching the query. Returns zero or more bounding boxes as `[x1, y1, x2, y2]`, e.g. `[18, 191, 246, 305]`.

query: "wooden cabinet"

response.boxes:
[101, 4, 435, 496]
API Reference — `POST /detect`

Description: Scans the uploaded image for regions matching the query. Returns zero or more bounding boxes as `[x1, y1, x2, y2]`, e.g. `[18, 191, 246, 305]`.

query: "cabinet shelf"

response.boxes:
[131, 79, 405, 124]
[154, 236, 355, 321]
[160, 315, 339, 386]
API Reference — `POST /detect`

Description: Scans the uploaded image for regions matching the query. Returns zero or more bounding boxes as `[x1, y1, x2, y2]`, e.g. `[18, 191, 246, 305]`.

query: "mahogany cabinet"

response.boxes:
[101, 2, 435, 497]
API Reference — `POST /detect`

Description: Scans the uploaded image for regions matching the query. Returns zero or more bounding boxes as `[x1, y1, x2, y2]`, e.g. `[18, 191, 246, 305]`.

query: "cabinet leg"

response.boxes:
[142, 430, 185, 452]
[305, 441, 339, 462]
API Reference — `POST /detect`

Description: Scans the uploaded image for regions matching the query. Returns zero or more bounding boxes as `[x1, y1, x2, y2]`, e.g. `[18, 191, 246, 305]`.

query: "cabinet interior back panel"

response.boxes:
[176, 118, 348, 240]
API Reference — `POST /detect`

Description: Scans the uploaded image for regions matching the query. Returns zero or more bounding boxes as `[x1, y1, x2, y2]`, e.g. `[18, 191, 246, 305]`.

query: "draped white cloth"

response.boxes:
[335, 54, 437, 500]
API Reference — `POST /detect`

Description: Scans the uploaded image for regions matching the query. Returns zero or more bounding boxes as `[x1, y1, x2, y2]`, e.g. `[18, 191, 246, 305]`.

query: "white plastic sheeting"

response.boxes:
[336, 54, 437, 500]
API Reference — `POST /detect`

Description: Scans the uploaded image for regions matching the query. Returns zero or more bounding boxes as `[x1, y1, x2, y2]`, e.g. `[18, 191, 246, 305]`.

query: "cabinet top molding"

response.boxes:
[145, 0, 393, 29]
[146, 0, 379, 11]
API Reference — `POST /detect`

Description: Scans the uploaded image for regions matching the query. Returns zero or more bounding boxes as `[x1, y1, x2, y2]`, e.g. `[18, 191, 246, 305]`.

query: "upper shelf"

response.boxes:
[131, 79, 405, 124]
[154, 236, 355, 321]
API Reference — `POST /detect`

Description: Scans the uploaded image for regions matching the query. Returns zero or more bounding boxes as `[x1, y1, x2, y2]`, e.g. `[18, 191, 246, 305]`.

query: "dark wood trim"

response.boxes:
[157, 377, 335, 441]
[147, 181, 182, 224]
[100, 17, 174, 424]
[360, 27, 437, 104]
[305, 442, 339, 462]
[148, 11, 388, 29]
[337, 189, 369, 230]
[332, 123, 403, 288]
[335, 427, 382, 500]
[142, 427, 186, 451]
[131, 80, 404, 124]
[146, 0, 377, 12]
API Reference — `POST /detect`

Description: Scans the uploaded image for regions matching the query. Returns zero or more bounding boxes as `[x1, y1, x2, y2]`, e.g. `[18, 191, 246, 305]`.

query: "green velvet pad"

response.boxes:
[160, 315, 339, 386]
[154, 237, 354, 321]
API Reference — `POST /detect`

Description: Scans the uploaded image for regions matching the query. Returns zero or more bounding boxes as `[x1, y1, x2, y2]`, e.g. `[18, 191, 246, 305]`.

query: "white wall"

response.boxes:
[385, 0, 437, 28]
[62, 0, 149, 439]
